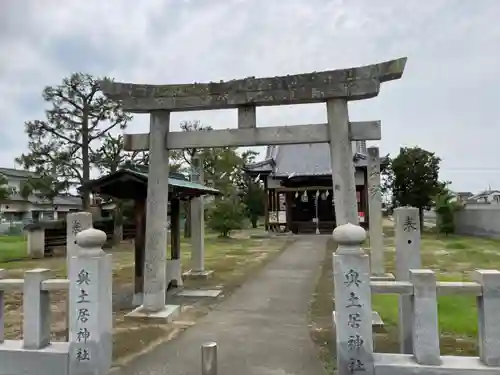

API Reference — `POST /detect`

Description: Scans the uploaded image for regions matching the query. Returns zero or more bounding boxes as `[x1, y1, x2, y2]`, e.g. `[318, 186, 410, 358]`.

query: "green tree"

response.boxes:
[206, 192, 247, 237]
[16, 73, 131, 210]
[0, 175, 12, 201]
[384, 146, 444, 229]
[20, 174, 67, 204]
[236, 150, 266, 228]
[433, 185, 461, 236]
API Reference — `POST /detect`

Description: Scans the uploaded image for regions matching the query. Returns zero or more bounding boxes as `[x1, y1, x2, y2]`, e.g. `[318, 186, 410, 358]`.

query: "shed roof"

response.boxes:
[82, 169, 220, 201]
[245, 143, 388, 178]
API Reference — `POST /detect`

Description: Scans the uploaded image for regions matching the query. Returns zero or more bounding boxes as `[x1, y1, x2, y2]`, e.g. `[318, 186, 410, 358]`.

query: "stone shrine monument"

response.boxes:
[99, 57, 407, 320]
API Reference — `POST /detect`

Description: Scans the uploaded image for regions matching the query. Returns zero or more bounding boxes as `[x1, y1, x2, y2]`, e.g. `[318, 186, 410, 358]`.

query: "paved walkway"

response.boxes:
[117, 236, 329, 375]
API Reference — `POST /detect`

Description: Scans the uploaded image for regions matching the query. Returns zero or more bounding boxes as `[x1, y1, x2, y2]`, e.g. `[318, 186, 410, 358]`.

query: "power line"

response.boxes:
[441, 167, 500, 171]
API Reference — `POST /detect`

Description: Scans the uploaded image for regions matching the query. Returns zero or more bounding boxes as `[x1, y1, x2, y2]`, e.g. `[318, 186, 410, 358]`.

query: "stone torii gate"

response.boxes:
[99, 57, 407, 320]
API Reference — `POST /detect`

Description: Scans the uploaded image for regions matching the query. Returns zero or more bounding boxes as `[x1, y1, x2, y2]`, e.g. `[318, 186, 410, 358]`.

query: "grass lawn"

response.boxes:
[0, 228, 294, 367]
[309, 223, 500, 374]
[0, 235, 27, 263]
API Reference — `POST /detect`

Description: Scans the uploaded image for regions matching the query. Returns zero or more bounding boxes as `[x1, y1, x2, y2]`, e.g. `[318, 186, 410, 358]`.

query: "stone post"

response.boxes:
[66, 212, 93, 273]
[127, 111, 180, 320]
[23, 268, 51, 349]
[185, 154, 213, 279]
[367, 147, 384, 276]
[326, 99, 359, 227]
[190, 154, 204, 271]
[27, 228, 45, 259]
[66, 212, 93, 340]
[143, 111, 170, 312]
[332, 224, 374, 375]
[0, 269, 4, 344]
[410, 269, 441, 365]
[166, 198, 183, 288]
[68, 227, 112, 375]
[394, 206, 421, 354]
[472, 270, 500, 366]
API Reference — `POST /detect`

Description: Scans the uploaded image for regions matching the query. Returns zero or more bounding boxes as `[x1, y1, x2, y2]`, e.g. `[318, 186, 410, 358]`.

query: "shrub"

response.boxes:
[434, 189, 461, 236]
[206, 194, 247, 237]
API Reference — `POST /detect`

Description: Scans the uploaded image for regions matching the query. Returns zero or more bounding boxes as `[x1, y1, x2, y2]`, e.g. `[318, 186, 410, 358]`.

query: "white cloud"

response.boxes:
[1, 0, 500, 192]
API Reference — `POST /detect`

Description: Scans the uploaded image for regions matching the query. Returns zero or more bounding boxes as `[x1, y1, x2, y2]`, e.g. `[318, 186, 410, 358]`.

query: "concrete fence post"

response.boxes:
[332, 223, 374, 375]
[0, 268, 5, 344]
[23, 268, 51, 349]
[410, 269, 441, 366]
[27, 228, 45, 259]
[473, 269, 500, 366]
[68, 227, 112, 375]
[394, 206, 421, 354]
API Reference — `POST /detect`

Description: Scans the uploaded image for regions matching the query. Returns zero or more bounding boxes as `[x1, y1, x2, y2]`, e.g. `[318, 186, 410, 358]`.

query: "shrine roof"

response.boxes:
[245, 143, 389, 178]
[82, 169, 220, 201]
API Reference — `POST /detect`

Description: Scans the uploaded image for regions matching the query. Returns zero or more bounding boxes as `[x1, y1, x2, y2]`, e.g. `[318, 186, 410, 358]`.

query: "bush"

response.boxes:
[206, 194, 247, 237]
[434, 189, 461, 236]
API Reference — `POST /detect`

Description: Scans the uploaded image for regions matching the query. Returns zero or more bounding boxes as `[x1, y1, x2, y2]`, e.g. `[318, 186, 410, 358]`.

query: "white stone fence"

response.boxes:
[0, 227, 112, 375]
[333, 223, 500, 375]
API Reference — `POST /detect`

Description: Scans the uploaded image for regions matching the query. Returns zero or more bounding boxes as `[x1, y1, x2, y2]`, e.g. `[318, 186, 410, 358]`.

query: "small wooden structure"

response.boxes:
[244, 143, 388, 234]
[82, 168, 220, 296]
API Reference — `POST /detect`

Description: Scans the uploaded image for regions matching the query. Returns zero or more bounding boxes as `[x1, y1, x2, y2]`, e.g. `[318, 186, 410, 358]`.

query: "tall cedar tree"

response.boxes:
[16, 73, 131, 210]
[384, 146, 443, 229]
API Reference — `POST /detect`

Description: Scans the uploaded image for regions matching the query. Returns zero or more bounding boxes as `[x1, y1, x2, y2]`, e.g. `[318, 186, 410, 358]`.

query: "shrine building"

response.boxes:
[244, 141, 388, 234]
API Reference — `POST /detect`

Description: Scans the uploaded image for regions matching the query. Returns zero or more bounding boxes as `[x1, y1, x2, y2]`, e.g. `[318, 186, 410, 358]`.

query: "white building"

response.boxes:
[0, 168, 82, 222]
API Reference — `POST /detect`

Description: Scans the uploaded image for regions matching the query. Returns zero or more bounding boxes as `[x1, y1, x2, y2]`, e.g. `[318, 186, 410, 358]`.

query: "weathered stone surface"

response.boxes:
[394, 206, 421, 355]
[395, 207, 421, 280]
[27, 229, 45, 259]
[142, 111, 170, 311]
[374, 353, 500, 374]
[69, 227, 112, 375]
[328, 99, 359, 226]
[99, 58, 407, 112]
[333, 224, 374, 375]
[190, 155, 207, 274]
[410, 270, 441, 366]
[367, 147, 384, 275]
[124, 121, 382, 151]
[66, 212, 92, 271]
[472, 270, 500, 366]
[176, 289, 221, 298]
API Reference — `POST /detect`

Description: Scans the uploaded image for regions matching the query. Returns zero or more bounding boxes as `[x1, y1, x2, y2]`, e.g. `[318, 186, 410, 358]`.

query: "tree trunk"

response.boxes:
[418, 207, 424, 232]
[183, 200, 191, 238]
[113, 199, 124, 244]
[251, 216, 258, 228]
[81, 109, 91, 210]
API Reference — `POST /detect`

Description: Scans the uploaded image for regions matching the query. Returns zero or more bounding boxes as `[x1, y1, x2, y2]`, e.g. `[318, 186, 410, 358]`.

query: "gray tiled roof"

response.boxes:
[247, 143, 372, 177]
[274, 143, 359, 176]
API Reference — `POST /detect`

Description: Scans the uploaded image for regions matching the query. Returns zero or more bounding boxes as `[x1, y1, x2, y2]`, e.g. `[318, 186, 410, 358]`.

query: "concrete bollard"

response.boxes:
[201, 341, 218, 375]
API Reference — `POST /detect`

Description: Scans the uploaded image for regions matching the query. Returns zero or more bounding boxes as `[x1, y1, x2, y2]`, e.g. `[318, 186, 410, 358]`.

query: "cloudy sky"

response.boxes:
[1, 0, 499, 193]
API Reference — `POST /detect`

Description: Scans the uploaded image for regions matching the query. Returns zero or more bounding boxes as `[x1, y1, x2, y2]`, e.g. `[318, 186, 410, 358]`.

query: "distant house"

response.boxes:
[466, 190, 500, 204]
[0, 167, 82, 222]
[455, 191, 474, 202]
